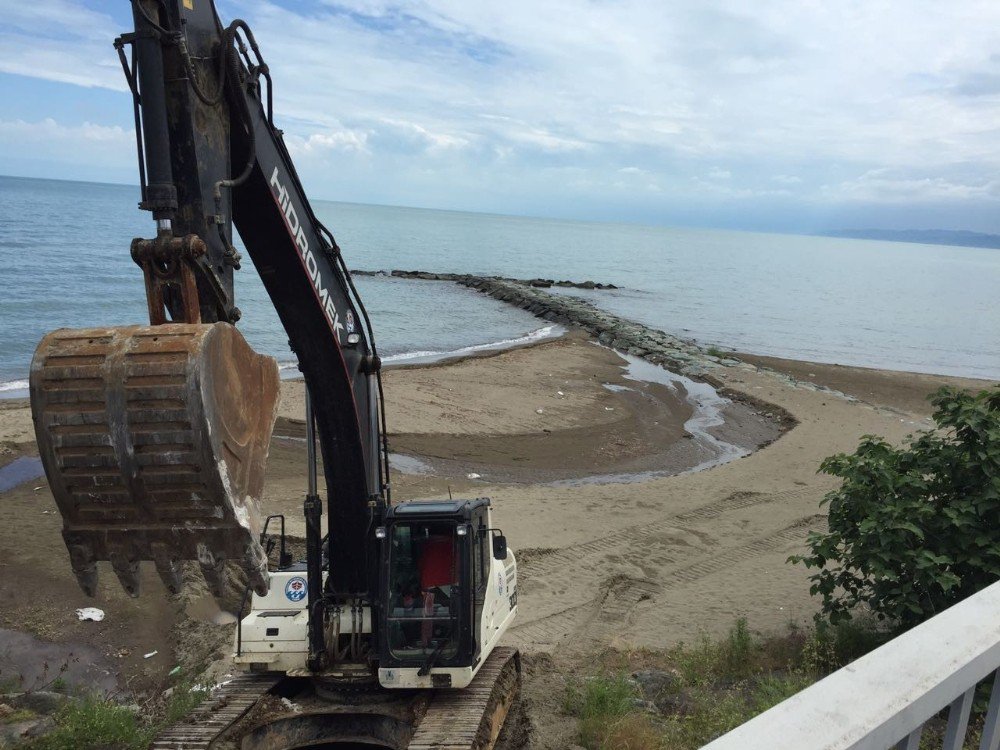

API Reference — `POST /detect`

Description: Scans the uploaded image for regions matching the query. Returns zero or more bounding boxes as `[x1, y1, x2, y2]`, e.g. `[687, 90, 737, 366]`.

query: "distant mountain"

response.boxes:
[823, 228, 1000, 250]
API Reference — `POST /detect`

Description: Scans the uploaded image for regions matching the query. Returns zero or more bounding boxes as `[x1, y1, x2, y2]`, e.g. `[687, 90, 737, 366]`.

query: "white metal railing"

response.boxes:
[702, 579, 1000, 750]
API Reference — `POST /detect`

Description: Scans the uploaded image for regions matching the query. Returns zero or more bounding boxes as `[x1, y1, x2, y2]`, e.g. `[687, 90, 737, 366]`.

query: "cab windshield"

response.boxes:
[386, 521, 460, 661]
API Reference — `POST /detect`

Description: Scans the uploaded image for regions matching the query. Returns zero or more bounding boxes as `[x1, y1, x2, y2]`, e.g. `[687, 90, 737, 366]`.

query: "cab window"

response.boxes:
[386, 521, 460, 661]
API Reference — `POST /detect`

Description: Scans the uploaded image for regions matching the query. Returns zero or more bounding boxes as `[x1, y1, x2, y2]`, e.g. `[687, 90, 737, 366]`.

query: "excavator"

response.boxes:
[28, 1, 519, 747]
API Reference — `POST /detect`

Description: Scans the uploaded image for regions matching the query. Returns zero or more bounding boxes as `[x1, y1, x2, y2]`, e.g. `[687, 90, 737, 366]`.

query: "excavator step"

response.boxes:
[30, 323, 280, 598]
[408, 647, 521, 750]
[150, 673, 280, 750]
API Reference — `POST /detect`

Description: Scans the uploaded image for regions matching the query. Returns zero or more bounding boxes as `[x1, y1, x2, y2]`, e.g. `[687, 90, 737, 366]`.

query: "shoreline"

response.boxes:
[2, 327, 994, 449]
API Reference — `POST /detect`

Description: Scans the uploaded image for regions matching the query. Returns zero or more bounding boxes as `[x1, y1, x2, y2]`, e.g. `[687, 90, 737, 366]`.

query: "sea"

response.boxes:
[1, 173, 998, 398]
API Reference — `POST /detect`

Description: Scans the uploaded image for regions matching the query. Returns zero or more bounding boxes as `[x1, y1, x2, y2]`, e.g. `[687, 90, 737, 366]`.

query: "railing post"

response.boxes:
[894, 727, 922, 750]
[980, 671, 1000, 750]
[944, 687, 976, 750]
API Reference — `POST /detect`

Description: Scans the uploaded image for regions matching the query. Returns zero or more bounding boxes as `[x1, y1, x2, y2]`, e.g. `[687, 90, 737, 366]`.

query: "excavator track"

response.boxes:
[156, 649, 520, 750]
[30, 322, 280, 598]
[408, 647, 521, 750]
[151, 673, 281, 750]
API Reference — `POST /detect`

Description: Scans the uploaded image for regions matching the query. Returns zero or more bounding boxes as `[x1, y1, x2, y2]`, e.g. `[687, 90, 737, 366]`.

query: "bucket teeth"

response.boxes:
[65, 540, 98, 597]
[31, 323, 281, 599]
[110, 552, 141, 598]
[198, 546, 228, 598]
[151, 544, 183, 595]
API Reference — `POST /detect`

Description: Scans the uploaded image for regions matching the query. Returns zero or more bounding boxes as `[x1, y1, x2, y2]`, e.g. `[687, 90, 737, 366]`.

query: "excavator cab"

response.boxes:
[378, 500, 517, 689]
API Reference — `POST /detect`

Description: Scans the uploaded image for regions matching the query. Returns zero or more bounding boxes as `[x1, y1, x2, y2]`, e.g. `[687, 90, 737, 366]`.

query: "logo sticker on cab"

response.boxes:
[285, 576, 307, 602]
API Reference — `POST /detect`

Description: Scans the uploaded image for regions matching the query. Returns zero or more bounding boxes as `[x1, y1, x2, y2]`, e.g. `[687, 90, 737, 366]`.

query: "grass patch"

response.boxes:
[565, 617, 891, 750]
[22, 696, 155, 750]
[164, 680, 208, 725]
[565, 673, 661, 750]
[21, 680, 208, 750]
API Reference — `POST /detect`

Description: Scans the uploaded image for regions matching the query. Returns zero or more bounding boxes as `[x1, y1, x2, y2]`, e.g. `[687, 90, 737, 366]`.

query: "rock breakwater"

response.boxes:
[356, 270, 728, 380]
[354, 269, 805, 423]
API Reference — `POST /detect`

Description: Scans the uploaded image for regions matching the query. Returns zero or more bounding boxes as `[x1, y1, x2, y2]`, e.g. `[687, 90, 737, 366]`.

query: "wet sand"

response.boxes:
[734, 352, 992, 415]
[0, 332, 994, 740]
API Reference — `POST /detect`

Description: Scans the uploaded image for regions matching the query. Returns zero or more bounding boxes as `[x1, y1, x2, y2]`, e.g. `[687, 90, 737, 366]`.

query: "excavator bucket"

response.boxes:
[30, 322, 280, 599]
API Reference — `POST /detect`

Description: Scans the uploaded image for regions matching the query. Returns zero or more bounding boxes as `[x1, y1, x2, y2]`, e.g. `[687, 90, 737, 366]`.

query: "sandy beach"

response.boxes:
[0, 330, 993, 745]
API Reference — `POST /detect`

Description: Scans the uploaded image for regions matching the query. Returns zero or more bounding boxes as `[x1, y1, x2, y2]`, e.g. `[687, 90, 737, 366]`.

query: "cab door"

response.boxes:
[470, 509, 488, 661]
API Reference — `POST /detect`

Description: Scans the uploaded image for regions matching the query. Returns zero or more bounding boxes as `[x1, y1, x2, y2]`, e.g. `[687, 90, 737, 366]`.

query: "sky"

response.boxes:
[2, 0, 1000, 233]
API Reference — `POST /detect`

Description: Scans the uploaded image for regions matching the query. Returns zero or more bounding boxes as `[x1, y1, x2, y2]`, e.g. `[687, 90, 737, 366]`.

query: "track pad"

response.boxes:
[30, 323, 280, 598]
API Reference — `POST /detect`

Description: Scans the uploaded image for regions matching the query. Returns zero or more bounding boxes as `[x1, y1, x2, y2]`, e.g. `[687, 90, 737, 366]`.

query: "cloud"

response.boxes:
[0, 116, 136, 183]
[0, 117, 132, 145]
[823, 168, 1000, 203]
[0, 1, 125, 91]
[286, 128, 372, 156]
[3, 0, 1000, 229]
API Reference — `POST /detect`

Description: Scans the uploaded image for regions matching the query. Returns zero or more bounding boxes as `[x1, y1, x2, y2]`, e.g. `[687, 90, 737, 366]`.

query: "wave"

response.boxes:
[270, 325, 564, 378]
[381, 325, 562, 365]
[0, 379, 29, 400]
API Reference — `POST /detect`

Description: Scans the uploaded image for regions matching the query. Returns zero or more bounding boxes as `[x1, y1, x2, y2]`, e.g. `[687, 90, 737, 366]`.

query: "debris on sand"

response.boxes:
[75, 607, 104, 622]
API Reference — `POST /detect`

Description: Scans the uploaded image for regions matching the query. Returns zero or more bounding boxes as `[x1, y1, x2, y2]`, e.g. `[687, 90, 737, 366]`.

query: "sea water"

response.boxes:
[2, 174, 998, 393]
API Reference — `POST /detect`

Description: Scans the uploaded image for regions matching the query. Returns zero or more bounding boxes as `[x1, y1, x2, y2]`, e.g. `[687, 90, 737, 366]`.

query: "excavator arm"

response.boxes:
[31, 5, 523, 732]
[30, 0, 387, 623]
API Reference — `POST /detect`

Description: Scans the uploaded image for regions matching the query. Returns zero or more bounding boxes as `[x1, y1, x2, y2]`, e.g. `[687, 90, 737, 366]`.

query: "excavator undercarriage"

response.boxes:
[151, 647, 521, 750]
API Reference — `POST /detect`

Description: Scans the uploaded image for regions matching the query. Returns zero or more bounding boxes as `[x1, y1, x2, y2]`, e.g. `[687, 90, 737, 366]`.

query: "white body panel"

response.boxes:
[233, 569, 371, 673]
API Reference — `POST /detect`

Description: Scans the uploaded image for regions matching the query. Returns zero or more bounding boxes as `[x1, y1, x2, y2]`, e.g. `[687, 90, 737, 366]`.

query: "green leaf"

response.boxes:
[789, 384, 1000, 627]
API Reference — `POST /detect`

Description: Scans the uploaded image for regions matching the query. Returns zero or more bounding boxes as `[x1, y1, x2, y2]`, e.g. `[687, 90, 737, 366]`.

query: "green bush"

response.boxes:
[791, 386, 1000, 626]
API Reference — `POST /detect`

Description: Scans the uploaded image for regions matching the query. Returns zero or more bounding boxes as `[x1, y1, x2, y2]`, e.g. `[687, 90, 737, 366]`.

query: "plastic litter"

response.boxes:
[75, 607, 105, 622]
[466, 473, 481, 480]
[144, 650, 158, 659]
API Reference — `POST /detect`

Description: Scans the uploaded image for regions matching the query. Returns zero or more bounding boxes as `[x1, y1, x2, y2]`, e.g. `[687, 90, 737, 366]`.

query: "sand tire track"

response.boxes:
[519, 487, 817, 584]
[509, 514, 823, 651]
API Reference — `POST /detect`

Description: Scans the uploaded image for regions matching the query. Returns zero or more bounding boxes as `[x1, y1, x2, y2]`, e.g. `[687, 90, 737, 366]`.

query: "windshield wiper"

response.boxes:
[417, 639, 447, 676]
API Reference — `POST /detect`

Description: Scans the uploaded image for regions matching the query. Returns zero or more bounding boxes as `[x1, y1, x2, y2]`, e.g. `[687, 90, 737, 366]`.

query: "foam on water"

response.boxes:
[268, 325, 562, 380]
[0, 380, 28, 400]
[380, 324, 563, 366]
